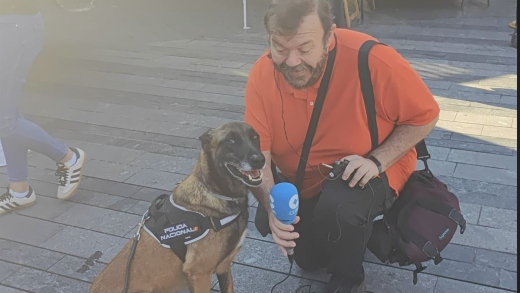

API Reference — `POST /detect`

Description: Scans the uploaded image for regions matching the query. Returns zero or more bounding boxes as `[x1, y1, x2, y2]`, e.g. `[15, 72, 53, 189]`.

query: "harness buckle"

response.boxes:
[209, 217, 221, 231]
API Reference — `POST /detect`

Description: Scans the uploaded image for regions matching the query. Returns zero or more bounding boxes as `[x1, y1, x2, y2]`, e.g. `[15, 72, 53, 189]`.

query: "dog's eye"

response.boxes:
[253, 134, 259, 140]
[228, 138, 235, 144]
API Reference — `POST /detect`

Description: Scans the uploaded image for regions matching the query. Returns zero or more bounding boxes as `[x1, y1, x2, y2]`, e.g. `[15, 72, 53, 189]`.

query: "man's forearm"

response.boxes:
[369, 117, 438, 172]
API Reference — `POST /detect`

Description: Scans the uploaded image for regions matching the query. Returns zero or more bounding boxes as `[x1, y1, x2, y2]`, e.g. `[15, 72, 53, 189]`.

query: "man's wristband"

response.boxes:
[367, 155, 383, 174]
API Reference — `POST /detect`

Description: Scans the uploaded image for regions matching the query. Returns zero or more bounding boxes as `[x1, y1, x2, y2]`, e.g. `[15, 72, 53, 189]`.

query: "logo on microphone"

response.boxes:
[289, 194, 299, 209]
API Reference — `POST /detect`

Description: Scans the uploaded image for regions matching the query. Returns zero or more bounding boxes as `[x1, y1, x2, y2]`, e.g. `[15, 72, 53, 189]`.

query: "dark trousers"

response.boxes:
[292, 177, 395, 283]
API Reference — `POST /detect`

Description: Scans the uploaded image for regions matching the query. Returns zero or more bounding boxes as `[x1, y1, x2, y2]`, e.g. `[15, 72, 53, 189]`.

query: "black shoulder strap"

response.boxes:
[357, 40, 432, 167]
[294, 35, 338, 192]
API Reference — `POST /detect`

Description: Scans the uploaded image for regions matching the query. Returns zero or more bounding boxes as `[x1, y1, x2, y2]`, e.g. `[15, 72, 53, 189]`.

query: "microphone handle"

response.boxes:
[287, 247, 294, 264]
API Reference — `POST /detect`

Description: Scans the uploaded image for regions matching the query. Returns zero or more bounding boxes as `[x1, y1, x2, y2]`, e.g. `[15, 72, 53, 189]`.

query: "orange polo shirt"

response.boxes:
[244, 28, 440, 199]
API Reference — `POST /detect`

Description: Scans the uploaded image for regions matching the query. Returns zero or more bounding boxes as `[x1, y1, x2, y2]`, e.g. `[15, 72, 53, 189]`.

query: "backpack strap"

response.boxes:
[357, 40, 392, 199]
[358, 40, 433, 175]
[294, 34, 338, 192]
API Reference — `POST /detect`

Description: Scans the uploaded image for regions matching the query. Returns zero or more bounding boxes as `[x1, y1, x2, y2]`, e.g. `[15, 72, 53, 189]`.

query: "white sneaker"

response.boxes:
[0, 187, 36, 216]
[56, 147, 87, 200]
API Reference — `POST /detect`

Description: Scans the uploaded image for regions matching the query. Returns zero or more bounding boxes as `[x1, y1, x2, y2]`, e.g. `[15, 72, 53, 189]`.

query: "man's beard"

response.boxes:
[274, 49, 328, 90]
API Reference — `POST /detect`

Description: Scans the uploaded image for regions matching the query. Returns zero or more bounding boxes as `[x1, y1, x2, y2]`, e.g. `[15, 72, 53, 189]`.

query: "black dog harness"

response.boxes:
[142, 193, 241, 263]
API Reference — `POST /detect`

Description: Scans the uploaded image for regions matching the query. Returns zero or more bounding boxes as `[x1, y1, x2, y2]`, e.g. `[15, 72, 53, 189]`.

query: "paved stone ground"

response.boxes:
[0, 0, 517, 292]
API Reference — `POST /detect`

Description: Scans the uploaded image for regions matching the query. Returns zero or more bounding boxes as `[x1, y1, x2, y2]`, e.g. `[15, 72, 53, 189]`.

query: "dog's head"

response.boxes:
[199, 122, 266, 188]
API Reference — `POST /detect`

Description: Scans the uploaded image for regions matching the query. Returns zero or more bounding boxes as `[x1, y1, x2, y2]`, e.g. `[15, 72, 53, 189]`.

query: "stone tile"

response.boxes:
[513, 118, 517, 129]
[449, 133, 517, 149]
[61, 139, 145, 164]
[478, 206, 517, 232]
[439, 110, 457, 121]
[434, 277, 511, 293]
[457, 192, 517, 211]
[454, 164, 517, 186]
[427, 130, 452, 140]
[107, 197, 140, 212]
[80, 177, 142, 197]
[53, 205, 141, 237]
[47, 255, 106, 282]
[124, 169, 187, 191]
[481, 126, 518, 139]
[82, 159, 141, 182]
[416, 159, 456, 176]
[234, 238, 291, 274]
[451, 224, 516, 254]
[226, 263, 324, 293]
[2, 267, 90, 293]
[475, 249, 517, 272]
[455, 113, 513, 127]
[448, 149, 517, 170]
[126, 201, 150, 215]
[0, 260, 22, 282]
[435, 120, 484, 135]
[500, 95, 517, 106]
[0, 239, 64, 270]
[39, 227, 129, 263]
[424, 259, 500, 287]
[499, 269, 517, 291]
[68, 189, 125, 209]
[364, 262, 437, 293]
[426, 137, 514, 156]
[0, 214, 65, 246]
[459, 202, 481, 225]
[428, 146, 451, 161]
[16, 195, 75, 221]
[0, 285, 26, 293]
[128, 153, 197, 175]
[440, 244, 476, 263]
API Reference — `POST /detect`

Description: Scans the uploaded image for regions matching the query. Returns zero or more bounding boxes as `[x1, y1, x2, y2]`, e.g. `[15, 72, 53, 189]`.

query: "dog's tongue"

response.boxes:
[242, 170, 261, 178]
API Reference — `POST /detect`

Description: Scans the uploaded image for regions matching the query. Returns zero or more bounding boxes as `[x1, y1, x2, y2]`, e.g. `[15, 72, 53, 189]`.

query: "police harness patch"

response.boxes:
[142, 193, 240, 262]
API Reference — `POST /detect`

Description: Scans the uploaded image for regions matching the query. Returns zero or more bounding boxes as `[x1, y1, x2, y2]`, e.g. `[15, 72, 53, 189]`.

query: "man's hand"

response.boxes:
[341, 155, 379, 188]
[268, 211, 300, 256]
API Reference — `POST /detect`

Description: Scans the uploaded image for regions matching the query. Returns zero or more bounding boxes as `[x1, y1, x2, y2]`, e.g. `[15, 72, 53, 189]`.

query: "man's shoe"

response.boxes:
[56, 147, 87, 200]
[324, 274, 366, 293]
[0, 188, 36, 216]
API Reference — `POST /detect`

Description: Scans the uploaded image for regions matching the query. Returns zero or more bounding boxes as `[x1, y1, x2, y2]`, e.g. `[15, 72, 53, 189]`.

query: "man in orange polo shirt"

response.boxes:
[245, 0, 440, 292]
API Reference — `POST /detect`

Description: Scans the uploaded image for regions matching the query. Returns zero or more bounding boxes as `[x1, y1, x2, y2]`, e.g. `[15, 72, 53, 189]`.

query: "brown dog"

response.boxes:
[89, 122, 266, 293]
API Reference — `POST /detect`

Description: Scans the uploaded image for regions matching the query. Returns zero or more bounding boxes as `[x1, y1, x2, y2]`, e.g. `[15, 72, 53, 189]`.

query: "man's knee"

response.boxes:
[313, 179, 385, 228]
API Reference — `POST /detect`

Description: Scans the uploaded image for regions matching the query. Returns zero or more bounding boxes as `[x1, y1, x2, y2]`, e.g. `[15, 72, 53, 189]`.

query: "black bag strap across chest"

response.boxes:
[294, 34, 338, 192]
[142, 193, 241, 263]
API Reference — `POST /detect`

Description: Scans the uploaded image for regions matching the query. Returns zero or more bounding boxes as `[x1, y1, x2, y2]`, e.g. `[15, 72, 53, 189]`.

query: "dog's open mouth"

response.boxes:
[225, 164, 263, 186]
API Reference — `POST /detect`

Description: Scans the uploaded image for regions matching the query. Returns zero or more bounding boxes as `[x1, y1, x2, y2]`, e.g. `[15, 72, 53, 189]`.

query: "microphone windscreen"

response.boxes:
[270, 182, 299, 225]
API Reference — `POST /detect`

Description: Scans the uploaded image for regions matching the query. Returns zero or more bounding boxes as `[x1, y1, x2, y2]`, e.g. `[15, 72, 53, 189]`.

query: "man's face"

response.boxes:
[270, 12, 332, 89]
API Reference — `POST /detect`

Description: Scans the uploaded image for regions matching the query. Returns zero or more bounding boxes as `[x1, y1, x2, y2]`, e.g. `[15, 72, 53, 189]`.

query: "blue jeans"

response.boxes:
[0, 13, 68, 183]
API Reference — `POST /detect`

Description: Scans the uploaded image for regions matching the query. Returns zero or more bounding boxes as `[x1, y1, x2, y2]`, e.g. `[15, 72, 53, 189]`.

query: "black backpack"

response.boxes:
[358, 40, 468, 285]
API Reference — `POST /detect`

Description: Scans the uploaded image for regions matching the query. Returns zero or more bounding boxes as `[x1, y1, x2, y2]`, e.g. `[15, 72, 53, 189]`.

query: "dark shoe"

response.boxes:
[324, 274, 366, 293]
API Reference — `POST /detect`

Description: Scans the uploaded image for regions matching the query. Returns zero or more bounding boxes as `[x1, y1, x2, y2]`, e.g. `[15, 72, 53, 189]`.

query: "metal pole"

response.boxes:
[243, 0, 250, 29]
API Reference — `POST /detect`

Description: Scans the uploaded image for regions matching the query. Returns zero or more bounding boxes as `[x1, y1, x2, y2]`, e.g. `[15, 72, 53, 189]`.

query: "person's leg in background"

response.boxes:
[0, 13, 87, 216]
[309, 177, 394, 293]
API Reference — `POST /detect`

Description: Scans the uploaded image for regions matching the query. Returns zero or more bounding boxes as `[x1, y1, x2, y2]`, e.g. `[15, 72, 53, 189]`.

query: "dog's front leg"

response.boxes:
[216, 268, 234, 293]
[183, 271, 212, 293]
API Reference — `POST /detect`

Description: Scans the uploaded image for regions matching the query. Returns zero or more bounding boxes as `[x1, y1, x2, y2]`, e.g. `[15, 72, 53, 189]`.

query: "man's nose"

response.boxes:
[285, 51, 301, 67]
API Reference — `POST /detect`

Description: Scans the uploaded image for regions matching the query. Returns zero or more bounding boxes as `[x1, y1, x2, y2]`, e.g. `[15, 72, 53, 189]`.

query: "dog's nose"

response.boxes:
[250, 154, 265, 169]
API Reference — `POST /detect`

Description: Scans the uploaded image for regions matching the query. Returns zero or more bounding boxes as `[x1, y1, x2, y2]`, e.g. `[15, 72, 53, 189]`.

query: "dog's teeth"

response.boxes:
[248, 175, 253, 181]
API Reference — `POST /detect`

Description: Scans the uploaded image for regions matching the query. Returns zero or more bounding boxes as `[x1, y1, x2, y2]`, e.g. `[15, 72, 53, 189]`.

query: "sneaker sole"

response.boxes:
[59, 151, 87, 201]
[0, 199, 36, 216]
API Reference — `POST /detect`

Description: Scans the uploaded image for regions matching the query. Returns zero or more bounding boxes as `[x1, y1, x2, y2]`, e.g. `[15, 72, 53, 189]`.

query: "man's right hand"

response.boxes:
[268, 211, 300, 256]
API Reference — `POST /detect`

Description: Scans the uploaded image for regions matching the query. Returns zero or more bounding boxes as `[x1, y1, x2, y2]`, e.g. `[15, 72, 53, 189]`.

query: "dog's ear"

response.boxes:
[199, 128, 214, 152]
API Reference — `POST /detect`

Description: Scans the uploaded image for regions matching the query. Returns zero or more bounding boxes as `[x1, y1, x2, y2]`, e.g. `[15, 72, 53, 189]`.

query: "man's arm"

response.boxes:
[251, 150, 300, 256]
[370, 116, 439, 172]
[342, 116, 439, 187]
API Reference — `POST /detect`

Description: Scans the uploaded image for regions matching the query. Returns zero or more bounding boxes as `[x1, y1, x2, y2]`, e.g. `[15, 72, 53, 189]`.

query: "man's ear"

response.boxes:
[199, 128, 214, 152]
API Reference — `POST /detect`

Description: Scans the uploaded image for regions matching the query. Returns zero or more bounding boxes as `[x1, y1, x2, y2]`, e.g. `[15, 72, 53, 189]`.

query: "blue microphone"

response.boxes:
[270, 182, 299, 263]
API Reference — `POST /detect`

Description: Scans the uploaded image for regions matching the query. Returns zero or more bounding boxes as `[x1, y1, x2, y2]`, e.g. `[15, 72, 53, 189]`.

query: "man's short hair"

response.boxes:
[264, 0, 333, 42]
